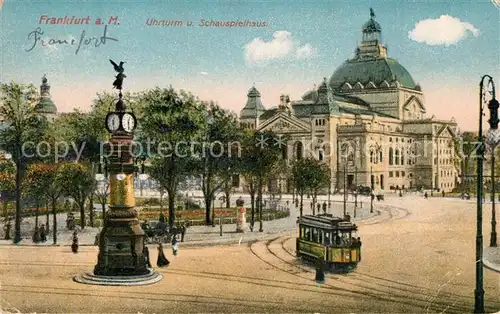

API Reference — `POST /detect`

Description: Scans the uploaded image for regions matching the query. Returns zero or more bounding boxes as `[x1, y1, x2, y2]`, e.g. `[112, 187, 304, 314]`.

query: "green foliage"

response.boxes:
[0, 82, 49, 164]
[56, 162, 93, 228]
[0, 153, 15, 201]
[138, 86, 207, 228]
[292, 157, 330, 197]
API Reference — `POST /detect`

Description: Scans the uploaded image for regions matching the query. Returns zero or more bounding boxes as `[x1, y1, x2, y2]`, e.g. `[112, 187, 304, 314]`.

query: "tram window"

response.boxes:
[324, 232, 331, 245]
[300, 227, 305, 238]
[305, 228, 311, 241]
[318, 230, 323, 244]
[312, 229, 318, 242]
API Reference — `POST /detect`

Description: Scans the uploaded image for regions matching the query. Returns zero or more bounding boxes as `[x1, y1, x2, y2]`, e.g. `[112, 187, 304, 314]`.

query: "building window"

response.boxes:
[389, 171, 393, 177]
[401, 151, 404, 165]
[395, 149, 400, 165]
[389, 137, 393, 142]
[396, 171, 400, 177]
[402, 171, 405, 177]
[295, 141, 303, 159]
[379, 150, 383, 162]
[370, 151, 374, 163]
[319, 150, 324, 161]
[389, 148, 394, 165]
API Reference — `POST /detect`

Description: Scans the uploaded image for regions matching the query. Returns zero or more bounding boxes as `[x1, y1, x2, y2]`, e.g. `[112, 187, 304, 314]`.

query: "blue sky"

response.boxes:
[0, 0, 499, 131]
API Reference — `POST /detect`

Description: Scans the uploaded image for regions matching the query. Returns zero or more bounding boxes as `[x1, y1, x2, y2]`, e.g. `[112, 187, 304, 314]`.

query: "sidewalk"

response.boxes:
[0, 201, 379, 248]
[483, 246, 500, 273]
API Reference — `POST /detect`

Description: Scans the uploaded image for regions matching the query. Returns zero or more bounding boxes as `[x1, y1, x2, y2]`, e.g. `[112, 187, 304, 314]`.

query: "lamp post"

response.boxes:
[474, 75, 498, 313]
[491, 143, 497, 247]
[370, 166, 374, 213]
[354, 166, 358, 208]
[343, 163, 347, 217]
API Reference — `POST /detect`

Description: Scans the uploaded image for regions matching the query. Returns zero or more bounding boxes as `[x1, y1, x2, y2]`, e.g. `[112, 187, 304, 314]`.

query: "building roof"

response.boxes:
[240, 86, 266, 118]
[329, 57, 417, 91]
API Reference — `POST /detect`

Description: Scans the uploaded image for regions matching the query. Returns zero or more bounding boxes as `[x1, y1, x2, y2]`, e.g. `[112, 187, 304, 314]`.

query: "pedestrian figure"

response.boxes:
[157, 243, 170, 267]
[316, 203, 321, 215]
[442, 190, 445, 198]
[71, 230, 79, 253]
[315, 258, 325, 284]
[143, 243, 152, 268]
[424, 192, 428, 199]
[39, 224, 47, 242]
[322, 202, 327, 214]
[172, 236, 179, 256]
[32, 225, 41, 243]
[180, 223, 186, 242]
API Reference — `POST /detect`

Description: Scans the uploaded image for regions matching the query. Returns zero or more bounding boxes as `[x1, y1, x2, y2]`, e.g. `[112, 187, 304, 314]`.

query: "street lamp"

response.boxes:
[474, 75, 498, 313]
[370, 166, 374, 213]
[486, 129, 500, 248]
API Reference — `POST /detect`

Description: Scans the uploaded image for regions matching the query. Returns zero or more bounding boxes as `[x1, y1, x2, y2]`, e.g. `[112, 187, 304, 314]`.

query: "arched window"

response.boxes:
[395, 149, 400, 165]
[295, 141, 303, 159]
[389, 148, 394, 165]
[379, 150, 383, 162]
[370, 151, 374, 163]
[401, 150, 404, 165]
[282, 145, 288, 159]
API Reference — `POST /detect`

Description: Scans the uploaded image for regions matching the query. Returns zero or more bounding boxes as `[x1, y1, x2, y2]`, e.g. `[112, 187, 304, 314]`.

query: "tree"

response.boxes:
[138, 87, 205, 229]
[57, 163, 93, 229]
[94, 178, 110, 221]
[0, 153, 15, 234]
[195, 103, 240, 225]
[0, 82, 42, 243]
[240, 130, 283, 232]
[306, 159, 330, 215]
[292, 159, 308, 217]
[25, 163, 63, 243]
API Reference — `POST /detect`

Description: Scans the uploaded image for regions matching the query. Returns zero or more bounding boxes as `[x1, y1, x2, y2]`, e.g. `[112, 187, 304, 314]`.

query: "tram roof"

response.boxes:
[298, 214, 357, 231]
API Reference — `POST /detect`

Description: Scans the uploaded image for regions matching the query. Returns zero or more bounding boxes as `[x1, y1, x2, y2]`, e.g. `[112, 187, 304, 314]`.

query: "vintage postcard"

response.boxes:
[0, 1, 499, 313]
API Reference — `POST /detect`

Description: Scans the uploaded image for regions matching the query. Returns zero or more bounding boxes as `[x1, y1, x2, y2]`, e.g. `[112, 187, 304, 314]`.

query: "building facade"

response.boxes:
[238, 9, 459, 193]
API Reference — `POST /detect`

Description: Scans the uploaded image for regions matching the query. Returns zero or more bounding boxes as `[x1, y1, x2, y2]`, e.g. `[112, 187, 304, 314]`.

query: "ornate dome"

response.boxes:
[35, 75, 57, 115]
[329, 57, 417, 91]
[362, 18, 381, 33]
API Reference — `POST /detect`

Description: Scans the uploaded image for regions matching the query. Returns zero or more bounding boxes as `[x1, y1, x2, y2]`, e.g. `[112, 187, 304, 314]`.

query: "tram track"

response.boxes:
[248, 232, 480, 313]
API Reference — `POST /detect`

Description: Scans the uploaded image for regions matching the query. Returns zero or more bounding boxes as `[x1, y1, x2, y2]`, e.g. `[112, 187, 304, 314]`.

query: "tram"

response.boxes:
[296, 214, 361, 272]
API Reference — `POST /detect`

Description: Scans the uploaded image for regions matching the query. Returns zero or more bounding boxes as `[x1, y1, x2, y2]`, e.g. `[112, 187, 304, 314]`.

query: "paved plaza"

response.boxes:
[1, 195, 500, 313]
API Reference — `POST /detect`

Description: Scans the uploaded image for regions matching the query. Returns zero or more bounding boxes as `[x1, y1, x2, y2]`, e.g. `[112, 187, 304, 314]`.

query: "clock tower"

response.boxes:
[74, 61, 161, 285]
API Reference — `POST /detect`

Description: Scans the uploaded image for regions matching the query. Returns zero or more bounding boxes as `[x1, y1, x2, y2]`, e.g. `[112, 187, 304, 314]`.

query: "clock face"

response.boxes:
[106, 113, 120, 132]
[122, 113, 136, 133]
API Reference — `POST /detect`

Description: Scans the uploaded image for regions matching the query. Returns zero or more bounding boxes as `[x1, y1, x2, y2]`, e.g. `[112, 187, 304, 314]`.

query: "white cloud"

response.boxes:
[408, 15, 479, 46]
[243, 30, 317, 65]
[200, 71, 208, 75]
[295, 43, 317, 59]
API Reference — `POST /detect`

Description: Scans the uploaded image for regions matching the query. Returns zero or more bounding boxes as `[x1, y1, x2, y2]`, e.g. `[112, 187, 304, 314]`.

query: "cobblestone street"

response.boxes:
[1, 195, 499, 313]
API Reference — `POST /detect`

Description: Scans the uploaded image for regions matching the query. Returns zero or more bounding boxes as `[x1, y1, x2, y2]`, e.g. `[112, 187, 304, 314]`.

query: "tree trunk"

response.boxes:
[168, 192, 175, 229]
[89, 194, 94, 228]
[300, 193, 304, 217]
[258, 182, 263, 232]
[101, 203, 106, 223]
[79, 201, 85, 229]
[249, 192, 255, 231]
[2, 201, 8, 222]
[204, 195, 211, 225]
[159, 189, 164, 213]
[52, 198, 57, 244]
[46, 201, 50, 233]
[225, 187, 230, 208]
[35, 201, 39, 228]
